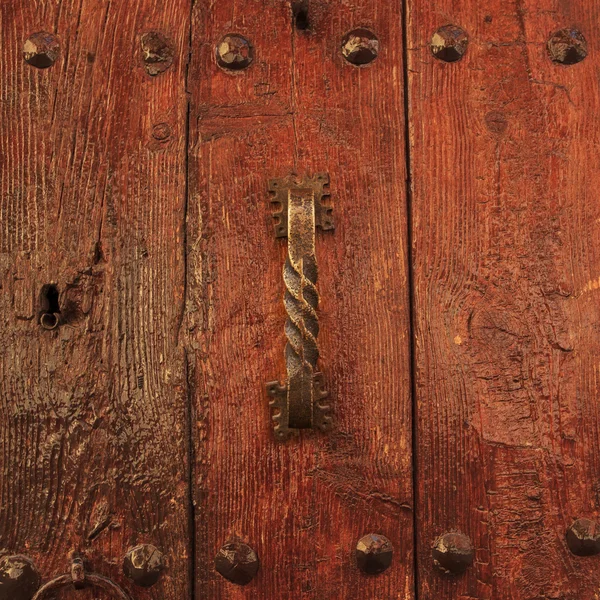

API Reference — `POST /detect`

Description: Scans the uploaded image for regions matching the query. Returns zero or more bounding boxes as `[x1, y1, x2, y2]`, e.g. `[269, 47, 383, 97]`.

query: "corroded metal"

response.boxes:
[140, 31, 174, 76]
[432, 532, 474, 574]
[267, 174, 333, 440]
[547, 28, 588, 65]
[341, 28, 379, 66]
[566, 518, 600, 556]
[23, 32, 60, 69]
[356, 534, 394, 575]
[123, 544, 165, 587]
[31, 557, 131, 600]
[216, 34, 253, 70]
[431, 25, 468, 63]
[215, 541, 259, 586]
[0, 555, 41, 600]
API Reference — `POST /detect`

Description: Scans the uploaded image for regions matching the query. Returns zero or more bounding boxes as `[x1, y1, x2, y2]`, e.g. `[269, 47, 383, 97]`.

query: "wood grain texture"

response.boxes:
[186, 0, 414, 597]
[0, 2, 191, 598]
[408, 0, 600, 597]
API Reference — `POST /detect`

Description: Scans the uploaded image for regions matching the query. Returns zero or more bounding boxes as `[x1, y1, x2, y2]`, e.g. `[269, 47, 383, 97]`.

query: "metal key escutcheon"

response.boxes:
[266, 174, 334, 441]
[31, 557, 132, 600]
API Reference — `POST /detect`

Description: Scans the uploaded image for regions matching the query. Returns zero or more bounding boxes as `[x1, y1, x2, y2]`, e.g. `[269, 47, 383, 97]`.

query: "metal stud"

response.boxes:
[0, 555, 41, 600]
[547, 28, 588, 65]
[216, 35, 254, 71]
[431, 25, 468, 63]
[23, 32, 60, 69]
[566, 518, 600, 556]
[432, 532, 474, 574]
[215, 541, 259, 586]
[123, 544, 165, 588]
[140, 32, 174, 76]
[355, 533, 393, 574]
[341, 28, 379, 66]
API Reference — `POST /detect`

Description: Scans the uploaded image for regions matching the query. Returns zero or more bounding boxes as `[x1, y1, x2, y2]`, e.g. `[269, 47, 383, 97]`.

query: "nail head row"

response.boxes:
[433, 520, 600, 577]
[23, 25, 588, 72]
[22, 28, 381, 72]
[22, 30, 176, 74]
[214, 532, 468, 585]
[217, 28, 380, 70]
[123, 523, 600, 589]
[213, 536, 396, 586]
[2, 522, 597, 596]
[432, 24, 588, 65]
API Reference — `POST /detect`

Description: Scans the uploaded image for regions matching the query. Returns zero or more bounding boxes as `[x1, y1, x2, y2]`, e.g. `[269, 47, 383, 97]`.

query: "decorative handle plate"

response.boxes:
[32, 557, 131, 600]
[266, 174, 334, 440]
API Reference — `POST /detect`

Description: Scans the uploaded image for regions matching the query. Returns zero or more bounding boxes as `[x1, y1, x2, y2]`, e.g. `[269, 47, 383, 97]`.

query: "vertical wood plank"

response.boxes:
[408, 0, 600, 597]
[0, 2, 191, 598]
[187, 0, 414, 598]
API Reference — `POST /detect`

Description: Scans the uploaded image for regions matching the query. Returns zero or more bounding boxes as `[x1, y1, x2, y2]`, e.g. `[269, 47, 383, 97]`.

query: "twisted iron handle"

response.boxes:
[267, 174, 334, 440]
[283, 189, 320, 429]
[32, 558, 131, 600]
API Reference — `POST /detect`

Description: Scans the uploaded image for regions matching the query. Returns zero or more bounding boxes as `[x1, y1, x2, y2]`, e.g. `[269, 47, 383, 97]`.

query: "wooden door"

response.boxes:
[2, 1, 600, 599]
[408, 1, 600, 598]
[187, 1, 413, 598]
[0, 2, 191, 599]
[1, 1, 413, 599]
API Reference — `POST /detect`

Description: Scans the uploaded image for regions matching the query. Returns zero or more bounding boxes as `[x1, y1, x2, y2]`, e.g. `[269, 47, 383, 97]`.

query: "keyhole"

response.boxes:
[293, 1, 309, 30]
[39, 284, 60, 330]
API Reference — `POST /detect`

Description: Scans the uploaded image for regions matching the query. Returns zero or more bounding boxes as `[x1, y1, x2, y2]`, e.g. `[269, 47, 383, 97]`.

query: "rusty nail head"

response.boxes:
[431, 25, 468, 62]
[355, 533, 394, 574]
[123, 544, 165, 588]
[215, 542, 259, 586]
[0, 555, 41, 600]
[216, 34, 253, 71]
[23, 32, 60, 69]
[341, 28, 379, 66]
[566, 518, 600, 556]
[432, 532, 474, 574]
[141, 32, 174, 76]
[547, 28, 588, 65]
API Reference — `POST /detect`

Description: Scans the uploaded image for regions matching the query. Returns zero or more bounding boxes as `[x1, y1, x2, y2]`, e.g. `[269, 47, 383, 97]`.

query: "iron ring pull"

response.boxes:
[266, 174, 334, 441]
[32, 557, 131, 600]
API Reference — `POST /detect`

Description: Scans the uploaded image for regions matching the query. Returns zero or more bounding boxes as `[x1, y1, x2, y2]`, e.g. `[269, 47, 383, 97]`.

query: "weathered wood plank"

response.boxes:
[0, 2, 191, 598]
[408, 0, 600, 597]
[187, 0, 414, 597]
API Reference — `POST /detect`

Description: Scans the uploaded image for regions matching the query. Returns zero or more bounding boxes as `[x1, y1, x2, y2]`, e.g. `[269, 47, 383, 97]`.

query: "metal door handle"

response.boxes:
[266, 174, 334, 440]
[32, 557, 131, 600]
